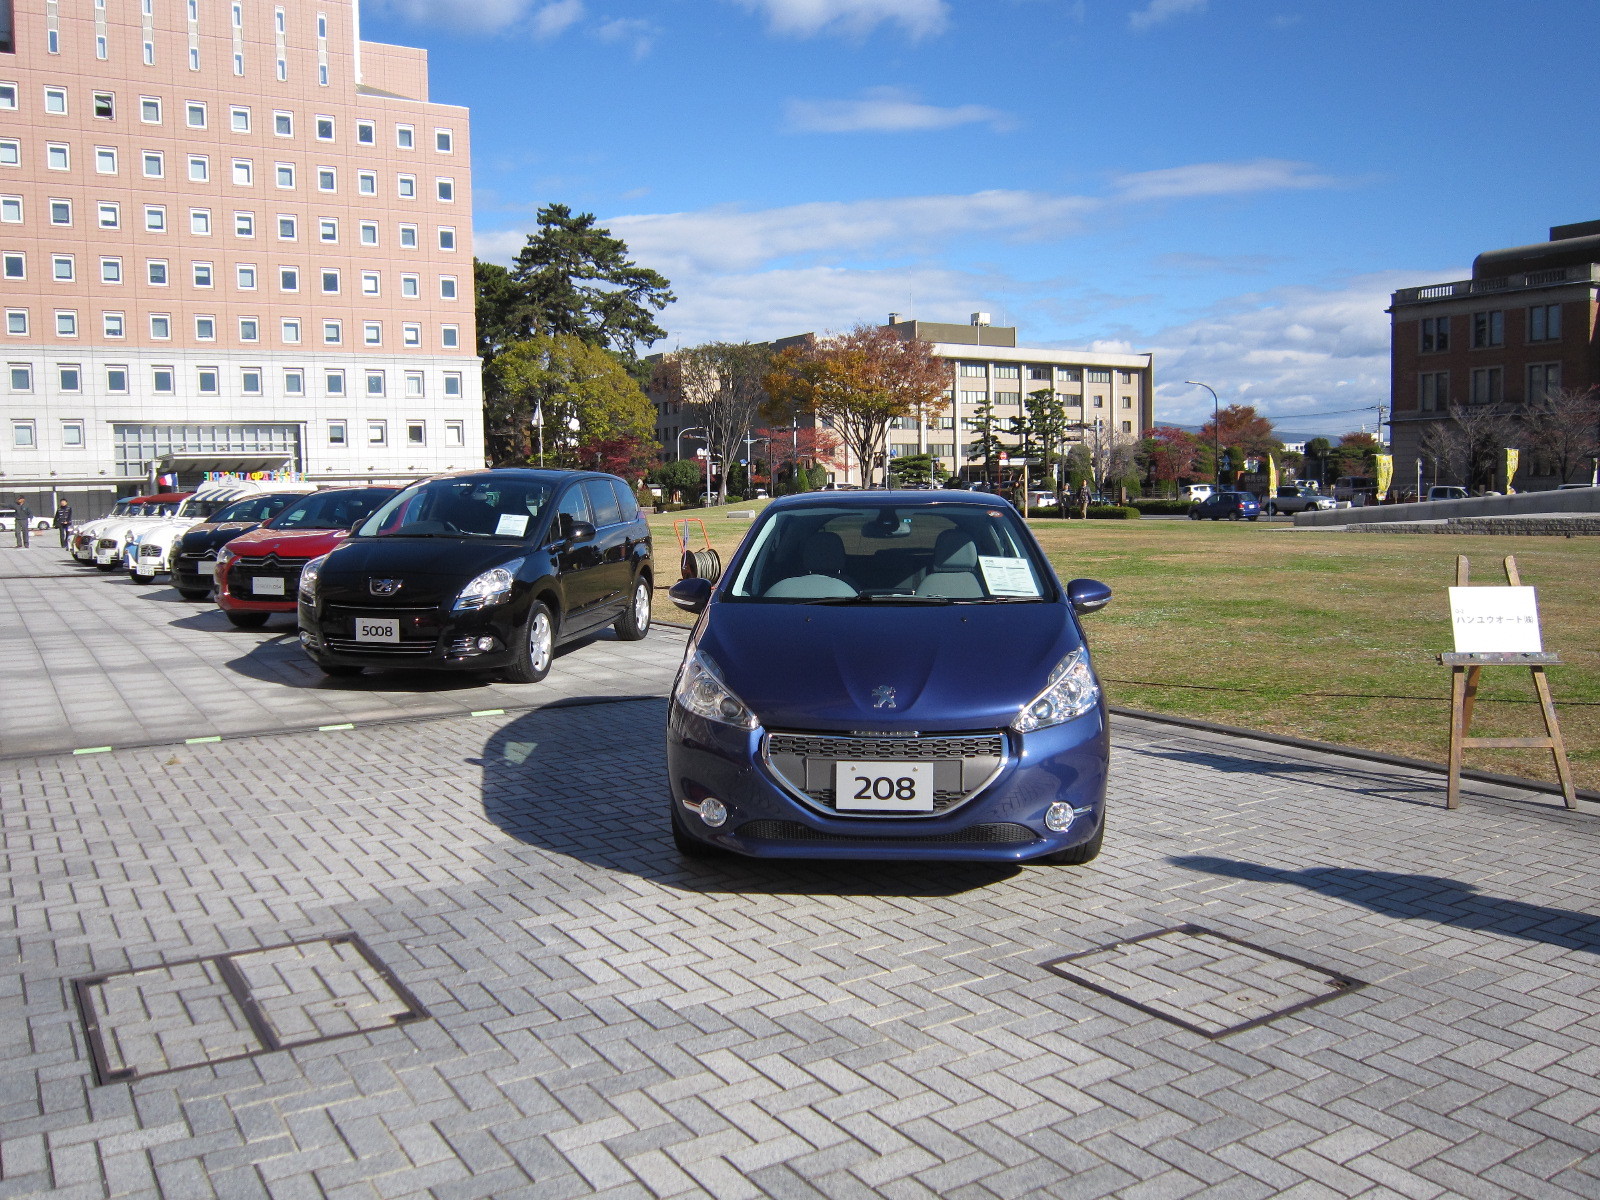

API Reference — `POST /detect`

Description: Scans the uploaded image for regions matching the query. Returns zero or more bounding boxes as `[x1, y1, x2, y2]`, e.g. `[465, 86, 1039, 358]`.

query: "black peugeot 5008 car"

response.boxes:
[296, 469, 653, 682]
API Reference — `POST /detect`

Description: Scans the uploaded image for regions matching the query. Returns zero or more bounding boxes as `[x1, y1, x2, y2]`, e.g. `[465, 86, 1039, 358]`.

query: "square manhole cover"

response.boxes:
[73, 934, 428, 1084]
[1043, 924, 1364, 1038]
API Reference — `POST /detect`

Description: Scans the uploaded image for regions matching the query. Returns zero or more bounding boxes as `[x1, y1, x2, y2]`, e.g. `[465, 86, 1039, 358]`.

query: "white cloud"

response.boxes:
[1128, 0, 1207, 33]
[596, 16, 656, 57]
[1114, 159, 1336, 201]
[727, 0, 950, 39]
[532, 0, 585, 38]
[786, 87, 1014, 134]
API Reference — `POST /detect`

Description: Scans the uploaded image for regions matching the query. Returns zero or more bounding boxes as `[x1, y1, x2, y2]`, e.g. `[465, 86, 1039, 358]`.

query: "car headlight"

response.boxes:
[298, 553, 327, 600]
[452, 565, 518, 612]
[673, 650, 759, 730]
[1012, 648, 1100, 732]
[216, 546, 236, 566]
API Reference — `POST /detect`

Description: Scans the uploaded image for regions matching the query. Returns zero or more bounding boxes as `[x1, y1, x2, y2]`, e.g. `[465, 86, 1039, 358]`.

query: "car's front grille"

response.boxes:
[762, 730, 1007, 816]
[322, 638, 435, 657]
[737, 820, 1037, 846]
[230, 553, 309, 594]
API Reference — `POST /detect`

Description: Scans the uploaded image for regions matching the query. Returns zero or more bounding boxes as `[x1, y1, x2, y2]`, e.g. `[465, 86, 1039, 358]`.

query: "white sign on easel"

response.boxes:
[1447, 586, 1543, 654]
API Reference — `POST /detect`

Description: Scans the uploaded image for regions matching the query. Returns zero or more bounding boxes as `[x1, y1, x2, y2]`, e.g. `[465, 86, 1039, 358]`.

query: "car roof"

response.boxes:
[130, 492, 193, 503]
[419, 467, 618, 485]
[767, 490, 1016, 511]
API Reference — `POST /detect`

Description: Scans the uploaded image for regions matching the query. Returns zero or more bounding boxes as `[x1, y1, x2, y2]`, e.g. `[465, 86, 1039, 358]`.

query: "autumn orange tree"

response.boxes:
[763, 325, 950, 487]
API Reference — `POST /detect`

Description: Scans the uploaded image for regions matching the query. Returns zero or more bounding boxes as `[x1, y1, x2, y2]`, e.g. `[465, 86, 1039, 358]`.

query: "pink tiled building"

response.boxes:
[0, 0, 483, 516]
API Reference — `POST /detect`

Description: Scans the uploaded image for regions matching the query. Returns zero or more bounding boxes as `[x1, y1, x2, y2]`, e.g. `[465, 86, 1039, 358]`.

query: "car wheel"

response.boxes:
[1248, 515, 1259, 521]
[225, 611, 270, 629]
[1188, 511, 1201, 520]
[177, 587, 211, 601]
[1038, 813, 1104, 865]
[505, 599, 554, 684]
[670, 800, 725, 858]
[127, 570, 152, 584]
[614, 577, 652, 641]
[315, 660, 364, 678]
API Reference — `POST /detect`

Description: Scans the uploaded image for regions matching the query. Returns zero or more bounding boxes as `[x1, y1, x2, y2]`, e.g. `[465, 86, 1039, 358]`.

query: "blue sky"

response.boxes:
[364, 0, 1600, 436]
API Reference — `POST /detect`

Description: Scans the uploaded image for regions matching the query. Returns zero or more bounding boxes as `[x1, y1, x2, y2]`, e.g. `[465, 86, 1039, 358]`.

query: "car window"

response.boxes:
[554, 485, 592, 528]
[358, 477, 554, 539]
[271, 488, 393, 530]
[215, 493, 299, 523]
[728, 503, 1047, 603]
[583, 479, 622, 527]
[610, 479, 639, 522]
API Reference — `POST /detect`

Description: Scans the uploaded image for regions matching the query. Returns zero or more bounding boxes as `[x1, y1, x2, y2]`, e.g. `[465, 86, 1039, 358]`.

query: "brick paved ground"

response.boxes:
[3, 695, 1599, 1199]
[0, 543, 687, 758]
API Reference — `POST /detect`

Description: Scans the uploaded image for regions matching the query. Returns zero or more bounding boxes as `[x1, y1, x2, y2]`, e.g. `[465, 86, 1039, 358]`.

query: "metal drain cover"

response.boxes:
[72, 934, 429, 1084]
[1043, 924, 1364, 1038]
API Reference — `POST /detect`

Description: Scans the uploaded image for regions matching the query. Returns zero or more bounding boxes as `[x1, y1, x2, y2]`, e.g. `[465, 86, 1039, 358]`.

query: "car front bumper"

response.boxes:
[297, 598, 523, 671]
[666, 704, 1109, 862]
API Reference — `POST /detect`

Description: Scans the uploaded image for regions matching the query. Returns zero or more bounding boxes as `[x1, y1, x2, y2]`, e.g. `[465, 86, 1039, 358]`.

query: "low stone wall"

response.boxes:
[1346, 515, 1600, 535]
[1296, 486, 1600, 527]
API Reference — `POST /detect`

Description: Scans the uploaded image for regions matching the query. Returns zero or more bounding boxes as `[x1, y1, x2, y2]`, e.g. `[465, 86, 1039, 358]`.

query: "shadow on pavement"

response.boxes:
[479, 700, 1019, 896]
[1129, 744, 1443, 807]
[1174, 855, 1600, 955]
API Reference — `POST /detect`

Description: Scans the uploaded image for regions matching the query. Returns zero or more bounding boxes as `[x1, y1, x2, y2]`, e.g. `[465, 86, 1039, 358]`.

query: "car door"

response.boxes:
[551, 484, 605, 629]
[581, 478, 633, 618]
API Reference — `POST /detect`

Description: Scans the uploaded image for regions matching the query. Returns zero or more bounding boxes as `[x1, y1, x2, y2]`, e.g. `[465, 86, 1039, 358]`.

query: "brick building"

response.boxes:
[1388, 220, 1600, 490]
[0, 0, 482, 518]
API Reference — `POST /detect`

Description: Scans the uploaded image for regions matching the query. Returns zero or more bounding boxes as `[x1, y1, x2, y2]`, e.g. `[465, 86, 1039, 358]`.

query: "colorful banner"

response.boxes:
[1503, 448, 1520, 491]
[1374, 454, 1393, 499]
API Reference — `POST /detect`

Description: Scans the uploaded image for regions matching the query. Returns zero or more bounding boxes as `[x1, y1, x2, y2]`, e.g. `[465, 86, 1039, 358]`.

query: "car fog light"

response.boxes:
[477, 636, 497, 651]
[1045, 802, 1076, 832]
[298, 630, 312, 645]
[698, 797, 728, 828]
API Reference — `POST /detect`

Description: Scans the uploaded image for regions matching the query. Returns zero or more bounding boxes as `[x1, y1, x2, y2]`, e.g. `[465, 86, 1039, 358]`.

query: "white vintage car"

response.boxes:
[124, 482, 316, 582]
[74, 495, 192, 569]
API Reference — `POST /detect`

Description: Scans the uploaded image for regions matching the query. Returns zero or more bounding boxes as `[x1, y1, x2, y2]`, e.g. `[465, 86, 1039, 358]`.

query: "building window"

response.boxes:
[1469, 366, 1502, 405]
[324, 370, 344, 396]
[278, 215, 297, 240]
[438, 227, 456, 251]
[106, 366, 128, 392]
[275, 163, 295, 189]
[356, 119, 374, 145]
[232, 159, 253, 186]
[198, 368, 219, 394]
[145, 205, 167, 232]
[367, 420, 386, 445]
[52, 254, 74, 281]
[1092, 396, 1104, 408]
[327, 420, 346, 445]
[239, 318, 259, 342]
[320, 269, 340, 294]
[231, 106, 250, 133]
[100, 258, 121, 283]
[55, 310, 77, 336]
[444, 373, 462, 398]
[1086, 369, 1111, 384]
[435, 129, 453, 153]
[95, 147, 118, 174]
[12, 419, 35, 447]
[274, 111, 293, 137]
[1, 140, 21, 166]
[366, 371, 385, 396]
[322, 320, 340, 344]
[190, 208, 212, 235]
[441, 325, 460, 349]
[320, 218, 339, 243]
[152, 367, 174, 393]
[234, 211, 255, 238]
[959, 362, 986, 377]
[436, 178, 454, 202]
[1419, 315, 1449, 353]
[1471, 311, 1504, 349]
[400, 274, 420, 298]
[284, 370, 304, 395]
[439, 275, 458, 300]
[406, 421, 425, 445]
[281, 318, 300, 343]
[62, 420, 85, 446]
[103, 312, 125, 337]
[317, 167, 335, 191]
[360, 271, 379, 296]
[48, 198, 70, 224]
[1121, 397, 1132, 409]
[397, 174, 416, 200]
[993, 365, 1019, 380]
[445, 421, 464, 446]
[399, 224, 418, 248]
[363, 321, 381, 345]
[44, 86, 67, 115]
[279, 266, 299, 291]
[47, 143, 70, 171]
[405, 372, 424, 398]
[2, 253, 24, 279]
[8, 365, 32, 392]
[402, 323, 421, 347]
[188, 155, 209, 182]
[192, 262, 213, 287]
[396, 124, 414, 149]
[195, 315, 216, 340]
[140, 97, 162, 123]
[0, 84, 14, 111]
[237, 264, 257, 290]
[186, 101, 207, 128]
[315, 116, 333, 141]
[357, 171, 376, 196]
[242, 368, 262, 394]
[1529, 304, 1562, 343]
[1528, 363, 1561, 404]
[98, 203, 119, 229]
[359, 221, 378, 246]
[2, 195, 29, 223]
[150, 314, 171, 338]
[4, 310, 26, 334]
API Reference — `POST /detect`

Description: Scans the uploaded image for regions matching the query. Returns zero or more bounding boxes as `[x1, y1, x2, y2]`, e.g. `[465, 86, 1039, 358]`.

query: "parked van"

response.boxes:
[1331, 476, 1376, 505]
[1181, 484, 1214, 502]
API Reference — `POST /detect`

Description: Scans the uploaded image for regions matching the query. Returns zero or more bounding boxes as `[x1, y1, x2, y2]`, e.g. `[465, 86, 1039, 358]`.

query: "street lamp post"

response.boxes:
[743, 434, 770, 495]
[676, 426, 711, 505]
[1186, 381, 1221, 488]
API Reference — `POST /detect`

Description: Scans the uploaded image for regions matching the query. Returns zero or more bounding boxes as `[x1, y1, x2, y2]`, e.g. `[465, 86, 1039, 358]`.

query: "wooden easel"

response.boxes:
[1443, 555, 1576, 810]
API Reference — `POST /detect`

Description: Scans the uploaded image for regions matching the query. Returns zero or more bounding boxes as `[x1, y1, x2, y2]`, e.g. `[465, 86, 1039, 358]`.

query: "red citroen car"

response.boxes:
[214, 487, 395, 628]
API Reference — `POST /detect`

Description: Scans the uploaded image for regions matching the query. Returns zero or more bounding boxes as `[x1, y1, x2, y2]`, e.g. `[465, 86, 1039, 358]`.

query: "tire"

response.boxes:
[1038, 812, 1104, 865]
[1229, 512, 1241, 521]
[1248, 515, 1259, 521]
[224, 611, 270, 629]
[670, 800, 725, 858]
[504, 599, 554, 684]
[1188, 511, 1201, 521]
[614, 576, 652, 641]
[177, 588, 211, 601]
[315, 660, 364, 677]
[128, 570, 152, 584]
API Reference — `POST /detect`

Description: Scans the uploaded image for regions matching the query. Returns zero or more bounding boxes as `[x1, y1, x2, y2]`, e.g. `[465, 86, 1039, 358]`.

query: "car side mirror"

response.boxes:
[1067, 578, 1112, 615]
[558, 514, 595, 544]
[668, 577, 712, 614]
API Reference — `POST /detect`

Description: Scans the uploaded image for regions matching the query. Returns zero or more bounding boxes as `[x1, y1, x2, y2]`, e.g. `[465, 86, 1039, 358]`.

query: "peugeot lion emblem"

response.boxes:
[871, 685, 897, 709]
[369, 578, 402, 597]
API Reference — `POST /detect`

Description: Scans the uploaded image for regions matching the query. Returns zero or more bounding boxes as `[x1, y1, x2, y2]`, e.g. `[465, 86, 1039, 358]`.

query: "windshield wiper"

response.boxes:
[957, 596, 1042, 603]
[804, 593, 953, 605]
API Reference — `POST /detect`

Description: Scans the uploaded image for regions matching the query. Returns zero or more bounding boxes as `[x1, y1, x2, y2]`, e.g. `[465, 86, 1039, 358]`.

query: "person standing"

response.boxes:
[12, 496, 31, 548]
[54, 500, 73, 547]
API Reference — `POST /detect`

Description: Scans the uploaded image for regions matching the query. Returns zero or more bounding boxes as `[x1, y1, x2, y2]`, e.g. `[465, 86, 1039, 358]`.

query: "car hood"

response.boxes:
[694, 600, 1085, 733]
[227, 527, 355, 558]
[316, 537, 531, 605]
[180, 519, 267, 552]
[131, 517, 203, 543]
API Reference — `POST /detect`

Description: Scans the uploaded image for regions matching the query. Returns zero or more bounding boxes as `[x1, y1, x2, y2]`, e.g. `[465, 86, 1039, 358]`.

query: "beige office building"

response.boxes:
[0, 0, 482, 515]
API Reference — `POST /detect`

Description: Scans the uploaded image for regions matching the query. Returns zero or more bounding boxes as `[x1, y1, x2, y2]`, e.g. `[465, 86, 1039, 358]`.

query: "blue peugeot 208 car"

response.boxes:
[665, 491, 1112, 865]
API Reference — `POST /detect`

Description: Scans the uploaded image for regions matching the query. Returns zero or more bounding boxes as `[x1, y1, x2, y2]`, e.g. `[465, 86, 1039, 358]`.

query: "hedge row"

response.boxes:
[1129, 498, 1197, 514]
[1026, 505, 1141, 520]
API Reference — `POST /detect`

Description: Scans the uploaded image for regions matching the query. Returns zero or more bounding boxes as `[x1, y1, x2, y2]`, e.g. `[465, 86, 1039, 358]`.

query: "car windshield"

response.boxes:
[212, 493, 299, 524]
[176, 498, 227, 519]
[728, 503, 1050, 604]
[355, 477, 555, 539]
[271, 488, 393, 531]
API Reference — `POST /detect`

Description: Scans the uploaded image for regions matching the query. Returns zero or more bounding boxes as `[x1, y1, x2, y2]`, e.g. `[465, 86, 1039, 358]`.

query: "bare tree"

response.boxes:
[1088, 425, 1143, 497]
[1418, 403, 1517, 490]
[1524, 386, 1600, 484]
[672, 342, 772, 503]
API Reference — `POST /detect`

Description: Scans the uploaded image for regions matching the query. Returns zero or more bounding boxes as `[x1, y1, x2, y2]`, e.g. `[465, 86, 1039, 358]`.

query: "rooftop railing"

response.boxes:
[1393, 262, 1599, 304]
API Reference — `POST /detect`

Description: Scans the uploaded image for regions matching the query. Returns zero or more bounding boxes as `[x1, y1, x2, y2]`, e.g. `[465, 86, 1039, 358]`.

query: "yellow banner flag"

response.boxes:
[1503, 448, 1520, 491]
[1374, 454, 1393, 498]
[1267, 454, 1278, 497]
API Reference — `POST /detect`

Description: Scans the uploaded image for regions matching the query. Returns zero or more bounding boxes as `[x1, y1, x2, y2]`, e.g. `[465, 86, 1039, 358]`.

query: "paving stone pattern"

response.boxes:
[3, 697, 1600, 1199]
[0, 543, 688, 757]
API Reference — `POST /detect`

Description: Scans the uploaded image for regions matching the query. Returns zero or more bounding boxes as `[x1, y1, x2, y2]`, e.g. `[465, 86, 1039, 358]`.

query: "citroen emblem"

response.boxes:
[369, 578, 402, 596]
[871, 685, 897, 709]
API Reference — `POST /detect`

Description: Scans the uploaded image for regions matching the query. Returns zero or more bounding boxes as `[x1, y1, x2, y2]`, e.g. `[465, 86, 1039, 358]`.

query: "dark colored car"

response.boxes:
[170, 491, 315, 599]
[297, 470, 653, 682]
[1188, 491, 1261, 521]
[663, 491, 1112, 864]
[214, 488, 397, 626]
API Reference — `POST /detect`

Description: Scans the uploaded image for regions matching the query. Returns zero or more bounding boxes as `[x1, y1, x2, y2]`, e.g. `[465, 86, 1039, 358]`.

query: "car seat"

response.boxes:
[914, 529, 984, 597]
[764, 530, 855, 598]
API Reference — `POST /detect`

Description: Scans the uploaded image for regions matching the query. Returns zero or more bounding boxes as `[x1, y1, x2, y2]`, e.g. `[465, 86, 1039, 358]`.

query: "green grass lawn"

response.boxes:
[646, 507, 1599, 790]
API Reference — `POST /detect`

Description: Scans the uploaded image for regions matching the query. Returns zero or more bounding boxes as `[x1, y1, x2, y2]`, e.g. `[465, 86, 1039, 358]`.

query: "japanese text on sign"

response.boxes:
[1447, 586, 1543, 654]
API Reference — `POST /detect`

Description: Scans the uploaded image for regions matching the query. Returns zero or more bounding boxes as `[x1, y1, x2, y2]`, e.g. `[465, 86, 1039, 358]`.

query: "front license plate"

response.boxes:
[835, 762, 933, 812]
[354, 617, 400, 643]
[137, 562, 156, 576]
[252, 576, 286, 596]
[199, 560, 216, 576]
[96, 550, 115, 563]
